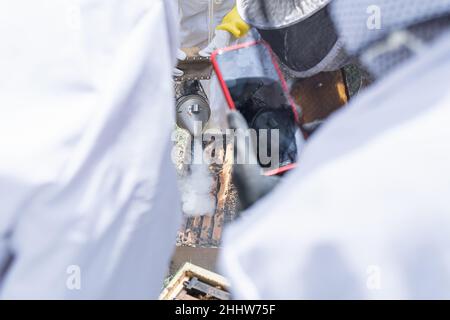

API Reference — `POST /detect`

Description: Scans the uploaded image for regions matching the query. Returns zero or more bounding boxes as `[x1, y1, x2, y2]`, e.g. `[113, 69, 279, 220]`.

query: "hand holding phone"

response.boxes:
[212, 41, 300, 175]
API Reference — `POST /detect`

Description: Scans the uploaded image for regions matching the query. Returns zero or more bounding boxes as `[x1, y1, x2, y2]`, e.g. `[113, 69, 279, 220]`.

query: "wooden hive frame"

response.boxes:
[160, 263, 231, 301]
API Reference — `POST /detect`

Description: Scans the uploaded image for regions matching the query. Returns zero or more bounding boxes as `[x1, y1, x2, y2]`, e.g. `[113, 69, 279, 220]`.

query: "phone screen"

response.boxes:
[212, 42, 299, 173]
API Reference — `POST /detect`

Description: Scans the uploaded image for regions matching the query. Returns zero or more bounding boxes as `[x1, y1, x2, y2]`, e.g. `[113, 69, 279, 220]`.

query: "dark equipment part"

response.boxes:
[258, 7, 344, 77]
[237, 0, 348, 78]
[212, 42, 300, 174]
[175, 80, 211, 136]
[184, 277, 231, 300]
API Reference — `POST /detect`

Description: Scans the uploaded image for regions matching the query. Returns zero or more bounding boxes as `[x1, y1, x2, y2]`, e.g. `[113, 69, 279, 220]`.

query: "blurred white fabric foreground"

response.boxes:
[221, 31, 450, 299]
[0, 0, 181, 299]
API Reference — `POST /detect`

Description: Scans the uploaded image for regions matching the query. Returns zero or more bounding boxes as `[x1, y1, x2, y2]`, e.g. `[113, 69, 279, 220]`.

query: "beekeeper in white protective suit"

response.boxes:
[174, 0, 250, 126]
[175, 0, 250, 63]
[0, 0, 181, 299]
[173, 0, 251, 218]
[221, 0, 450, 299]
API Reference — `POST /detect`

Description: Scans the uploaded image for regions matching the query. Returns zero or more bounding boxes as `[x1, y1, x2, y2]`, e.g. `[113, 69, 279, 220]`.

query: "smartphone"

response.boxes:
[212, 41, 300, 176]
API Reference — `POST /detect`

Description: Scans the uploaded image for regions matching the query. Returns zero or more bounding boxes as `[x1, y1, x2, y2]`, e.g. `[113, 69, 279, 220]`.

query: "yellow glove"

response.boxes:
[216, 6, 250, 38]
[199, 6, 250, 57]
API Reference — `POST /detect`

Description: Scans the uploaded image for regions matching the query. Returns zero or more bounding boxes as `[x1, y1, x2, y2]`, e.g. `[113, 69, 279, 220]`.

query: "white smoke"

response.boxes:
[179, 163, 216, 217]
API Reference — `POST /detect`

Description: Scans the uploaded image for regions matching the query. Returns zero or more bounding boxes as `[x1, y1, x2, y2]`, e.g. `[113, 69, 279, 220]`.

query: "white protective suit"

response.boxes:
[0, 0, 180, 299]
[220, 29, 450, 299]
[178, 0, 235, 49]
[177, 0, 237, 129]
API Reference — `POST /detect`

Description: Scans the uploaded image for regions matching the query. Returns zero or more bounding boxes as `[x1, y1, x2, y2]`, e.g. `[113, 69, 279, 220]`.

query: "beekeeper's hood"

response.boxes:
[237, 0, 348, 78]
[330, 0, 450, 77]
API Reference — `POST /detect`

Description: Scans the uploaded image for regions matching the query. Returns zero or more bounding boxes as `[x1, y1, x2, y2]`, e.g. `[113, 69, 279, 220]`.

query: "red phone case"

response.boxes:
[211, 41, 299, 176]
[211, 40, 299, 121]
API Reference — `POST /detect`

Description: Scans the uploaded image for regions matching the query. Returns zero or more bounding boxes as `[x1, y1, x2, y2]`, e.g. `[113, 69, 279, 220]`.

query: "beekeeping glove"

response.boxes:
[173, 49, 187, 77]
[199, 6, 251, 57]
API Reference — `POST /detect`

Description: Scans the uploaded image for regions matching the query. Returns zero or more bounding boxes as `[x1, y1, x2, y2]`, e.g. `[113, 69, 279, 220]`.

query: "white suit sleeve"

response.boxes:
[0, 0, 181, 299]
[220, 32, 450, 299]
